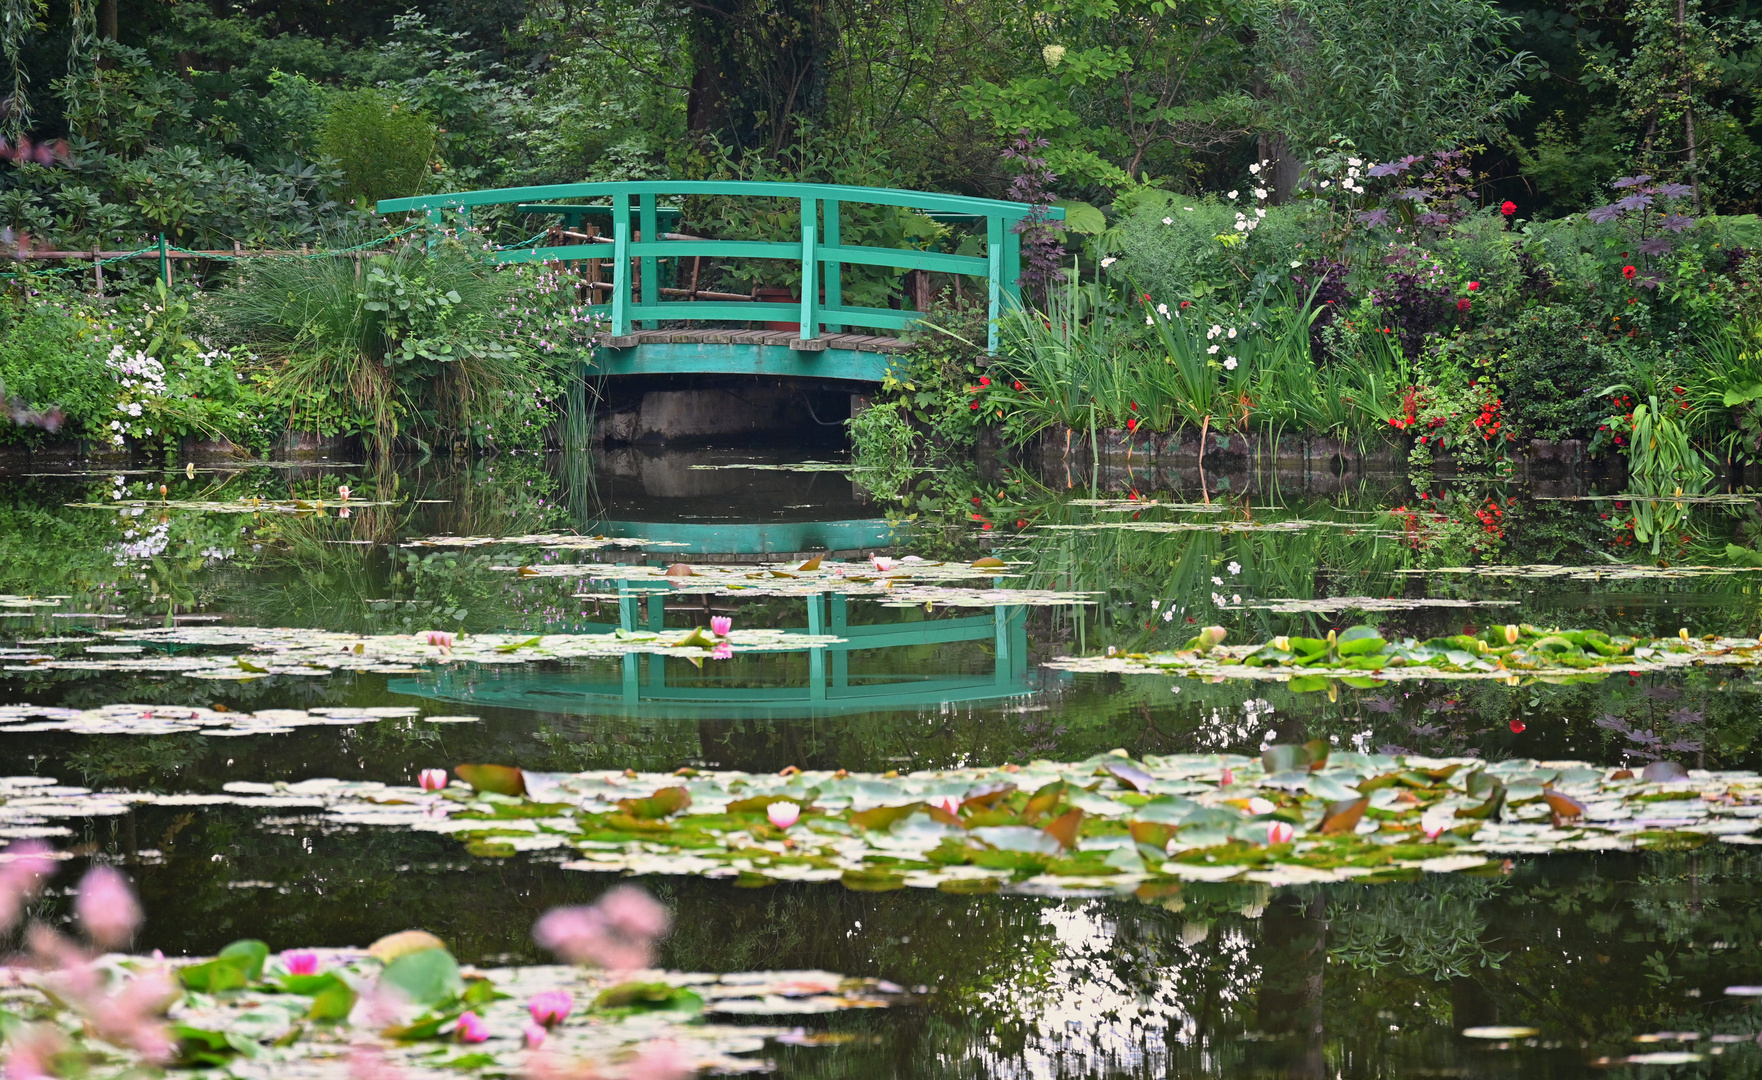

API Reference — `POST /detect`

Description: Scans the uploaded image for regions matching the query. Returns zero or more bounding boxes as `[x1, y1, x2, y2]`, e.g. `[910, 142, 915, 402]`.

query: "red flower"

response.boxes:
[1012, 380, 1024, 391]
[1467, 281, 1479, 291]
[1129, 401, 1138, 411]
[1509, 720, 1525, 734]
[1501, 201, 1517, 216]
[1127, 417, 1138, 431]
[968, 400, 979, 410]
[1179, 300, 1190, 309]
[1456, 298, 1471, 312]
[978, 376, 991, 387]
[1622, 265, 1637, 279]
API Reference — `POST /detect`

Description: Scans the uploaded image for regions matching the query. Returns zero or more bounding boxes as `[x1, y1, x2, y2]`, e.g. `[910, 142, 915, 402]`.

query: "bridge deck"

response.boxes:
[603, 329, 911, 354]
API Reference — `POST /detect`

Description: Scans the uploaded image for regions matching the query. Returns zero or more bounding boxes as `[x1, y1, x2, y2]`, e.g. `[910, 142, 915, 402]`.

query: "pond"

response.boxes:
[5, 444, 1762, 1078]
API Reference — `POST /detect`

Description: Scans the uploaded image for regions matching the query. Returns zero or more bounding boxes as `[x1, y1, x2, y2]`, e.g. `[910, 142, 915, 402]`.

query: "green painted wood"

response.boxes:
[379, 180, 1062, 356]
[381, 180, 1065, 222]
[799, 197, 819, 341]
[638, 192, 658, 329]
[515, 203, 682, 222]
[823, 199, 843, 333]
[591, 342, 893, 383]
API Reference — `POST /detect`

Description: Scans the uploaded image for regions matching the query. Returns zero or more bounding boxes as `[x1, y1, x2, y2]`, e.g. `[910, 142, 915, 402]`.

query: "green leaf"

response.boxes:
[593, 981, 705, 1013]
[308, 977, 357, 1022]
[378, 946, 463, 1007]
[455, 764, 526, 796]
[217, 939, 269, 982]
[1051, 200, 1107, 235]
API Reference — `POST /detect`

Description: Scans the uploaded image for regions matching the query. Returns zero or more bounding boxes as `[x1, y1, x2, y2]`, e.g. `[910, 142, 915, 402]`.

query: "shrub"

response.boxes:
[1110, 195, 1313, 305]
[0, 290, 116, 445]
[318, 89, 437, 208]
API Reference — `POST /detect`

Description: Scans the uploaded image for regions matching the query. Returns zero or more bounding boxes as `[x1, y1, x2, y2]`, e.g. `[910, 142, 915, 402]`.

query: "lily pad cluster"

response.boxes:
[0, 703, 479, 737]
[216, 749, 1762, 893]
[0, 596, 62, 610]
[1396, 563, 1762, 581]
[510, 557, 1097, 608]
[67, 498, 398, 514]
[402, 533, 684, 550]
[1, 625, 843, 681]
[0, 933, 904, 1079]
[1049, 623, 1762, 686]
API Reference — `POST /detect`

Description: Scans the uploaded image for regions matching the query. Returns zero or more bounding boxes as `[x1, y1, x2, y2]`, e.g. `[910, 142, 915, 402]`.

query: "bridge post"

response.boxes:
[799, 197, 820, 341]
[639, 192, 659, 329]
[823, 199, 842, 333]
[610, 193, 631, 336]
[986, 215, 1003, 353]
[1003, 226, 1022, 312]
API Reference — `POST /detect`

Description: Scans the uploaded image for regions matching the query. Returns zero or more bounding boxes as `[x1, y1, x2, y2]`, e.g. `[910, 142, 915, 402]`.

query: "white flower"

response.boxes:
[1227, 190, 1239, 200]
[1348, 157, 1361, 167]
[1232, 594, 1241, 604]
[1207, 324, 1222, 339]
[1162, 216, 1174, 225]
[1319, 180, 1330, 188]
[1150, 599, 1161, 609]
[1254, 188, 1267, 200]
[1212, 576, 1224, 586]
[1228, 562, 1241, 575]
[1289, 260, 1302, 268]
[126, 402, 142, 417]
[1207, 344, 1220, 354]
[1163, 609, 1175, 621]
[1146, 315, 1155, 325]
[1347, 167, 1360, 179]
[1227, 327, 1237, 339]
[1042, 43, 1066, 66]
[1233, 220, 1247, 231]
[1255, 208, 1267, 218]
[1224, 357, 1238, 370]
[1100, 256, 1117, 267]
[1156, 303, 1170, 316]
[1249, 163, 1261, 174]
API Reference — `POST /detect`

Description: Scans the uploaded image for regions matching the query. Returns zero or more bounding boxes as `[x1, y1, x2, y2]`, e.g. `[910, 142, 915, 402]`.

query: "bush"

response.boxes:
[318, 89, 437, 208]
[0, 291, 116, 445]
[1110, 195, 1314, 305]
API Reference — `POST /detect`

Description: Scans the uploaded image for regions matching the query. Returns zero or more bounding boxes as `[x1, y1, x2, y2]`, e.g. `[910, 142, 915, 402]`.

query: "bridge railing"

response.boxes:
[376, 181, 1063, 353]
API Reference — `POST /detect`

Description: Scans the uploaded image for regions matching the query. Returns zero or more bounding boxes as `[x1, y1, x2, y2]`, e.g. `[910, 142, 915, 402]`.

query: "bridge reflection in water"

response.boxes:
[392, 594, 1030, 721]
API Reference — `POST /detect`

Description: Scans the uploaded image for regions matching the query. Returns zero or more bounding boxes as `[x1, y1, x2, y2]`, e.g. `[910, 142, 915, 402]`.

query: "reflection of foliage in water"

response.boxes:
[1325, 877, 1509, 981]
[66, 733, 208, 786]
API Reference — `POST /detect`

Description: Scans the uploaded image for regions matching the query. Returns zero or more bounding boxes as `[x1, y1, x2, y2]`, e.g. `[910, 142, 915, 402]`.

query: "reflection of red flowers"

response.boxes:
[1622, 265, 1637, 279]
[1509, 720, 1525, 734]
[1456, 298, 1471, 312]
[1467, 281, 1479, 291]
[1501, 201, 1517, 215]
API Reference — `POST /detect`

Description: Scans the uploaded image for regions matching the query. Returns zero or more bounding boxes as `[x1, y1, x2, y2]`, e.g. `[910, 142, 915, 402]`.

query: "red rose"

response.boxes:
[1500, 201, 1516, 216]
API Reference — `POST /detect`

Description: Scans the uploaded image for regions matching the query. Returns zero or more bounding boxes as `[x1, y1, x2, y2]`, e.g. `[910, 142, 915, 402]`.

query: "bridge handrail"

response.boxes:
[376, 180, 1062, 353]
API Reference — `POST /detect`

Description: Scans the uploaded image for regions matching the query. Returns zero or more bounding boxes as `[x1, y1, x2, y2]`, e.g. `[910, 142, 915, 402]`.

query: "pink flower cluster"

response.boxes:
[531, 885, 670, 972]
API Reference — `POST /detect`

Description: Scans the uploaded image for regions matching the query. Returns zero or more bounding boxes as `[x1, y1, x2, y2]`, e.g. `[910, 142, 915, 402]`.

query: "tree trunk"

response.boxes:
[99, 0, 117, 40]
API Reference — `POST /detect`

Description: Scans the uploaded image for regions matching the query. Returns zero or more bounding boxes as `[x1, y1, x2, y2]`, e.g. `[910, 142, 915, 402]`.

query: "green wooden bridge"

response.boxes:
[377, 181, 1061, 383]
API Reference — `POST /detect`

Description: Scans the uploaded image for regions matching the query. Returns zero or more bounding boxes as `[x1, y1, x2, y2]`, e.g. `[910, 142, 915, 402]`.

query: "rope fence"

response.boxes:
[0, 222, 431, 285]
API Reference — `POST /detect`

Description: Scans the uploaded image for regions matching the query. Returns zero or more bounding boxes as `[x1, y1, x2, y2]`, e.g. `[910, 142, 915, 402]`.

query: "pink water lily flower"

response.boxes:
[871, 555, 895, 571]
[710, 616, 731, 636]
[455, 1011, 490, 1043]
[1219, 768, 1234, 786]
[420, 630, 455, 650]
[337, 485, 351, 501]
[1245, 797, 1276, 816]
[528, 989, 574, 1027]
[711, 643, 733, 660]
[75, 866, 142, 950]
[283, 949, 320, 976]
[766, 801, 801, 830]
[418, 769, 448, 792]
[1423, 822, 1446, 839]
[523, 1021, 547, 1050]
[1266, 821, 1295, 845]
[929, 795, 961, 816]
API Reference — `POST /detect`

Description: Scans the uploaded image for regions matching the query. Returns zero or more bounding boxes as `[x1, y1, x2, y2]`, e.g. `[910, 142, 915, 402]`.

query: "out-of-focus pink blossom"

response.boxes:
[283, 949, 321, 976]
[454, 1011, 489, 1043]
[347, 1045, 410, 1080]
[928, 795, 961, 817]
[419, 630, 455, 650]
[75, 866, 142, 949]
[337, 485, 352, 501]
[710, 616, 731, 636]
[2, 1024, 66, 1079]
[86, 966, 175, 1061]
[1266, 821, 1295, 845]
[418, 769, 448, 792]
[0, 840, 54, 933]
[523, 1021, 548, 1049]
[1245, 797, 1276, 816]
[1219, 768, 1234, 786]
[766, 802, 801, 830]
[528, 989, 573, 1027]
[1423, 822, 1446, 839]
[532, 886, 669, 972]
[628, 1038, 692, 1080]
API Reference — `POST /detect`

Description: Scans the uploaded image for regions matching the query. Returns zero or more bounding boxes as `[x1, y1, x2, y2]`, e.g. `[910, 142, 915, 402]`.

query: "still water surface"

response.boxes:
[4, 446, 1762, 1077]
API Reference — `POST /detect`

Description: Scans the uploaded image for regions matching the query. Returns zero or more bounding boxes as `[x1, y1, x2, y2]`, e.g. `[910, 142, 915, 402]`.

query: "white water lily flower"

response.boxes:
[1228, 561, 1241, 575]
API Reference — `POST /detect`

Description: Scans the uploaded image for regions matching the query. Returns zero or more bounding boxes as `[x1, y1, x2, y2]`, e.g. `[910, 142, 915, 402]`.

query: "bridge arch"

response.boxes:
[377, 181, 1062, 381]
